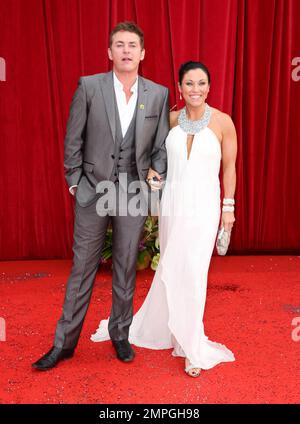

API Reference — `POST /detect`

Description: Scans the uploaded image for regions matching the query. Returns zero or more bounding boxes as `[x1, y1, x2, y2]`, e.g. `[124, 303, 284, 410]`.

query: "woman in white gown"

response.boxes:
[91, 61, 237, 377]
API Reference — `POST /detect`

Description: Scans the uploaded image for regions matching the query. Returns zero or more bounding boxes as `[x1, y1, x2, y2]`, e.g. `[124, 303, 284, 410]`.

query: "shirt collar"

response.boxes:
[113, 72, 138, 94]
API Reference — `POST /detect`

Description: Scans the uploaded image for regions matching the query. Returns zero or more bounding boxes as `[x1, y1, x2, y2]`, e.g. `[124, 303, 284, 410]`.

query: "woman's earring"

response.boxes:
[179, 93, 182, 100]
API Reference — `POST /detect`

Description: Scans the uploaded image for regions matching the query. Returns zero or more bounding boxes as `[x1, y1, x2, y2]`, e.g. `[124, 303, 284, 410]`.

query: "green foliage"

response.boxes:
[101, 227, 113, 261]
[100, 216, 161, 270]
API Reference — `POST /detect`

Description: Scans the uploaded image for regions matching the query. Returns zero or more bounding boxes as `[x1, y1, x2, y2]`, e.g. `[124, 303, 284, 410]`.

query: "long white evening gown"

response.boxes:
[91, 123, 235, 369]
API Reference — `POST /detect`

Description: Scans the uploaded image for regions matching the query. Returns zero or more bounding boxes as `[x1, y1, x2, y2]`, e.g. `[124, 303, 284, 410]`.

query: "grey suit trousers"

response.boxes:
[54, 185, 147, 349]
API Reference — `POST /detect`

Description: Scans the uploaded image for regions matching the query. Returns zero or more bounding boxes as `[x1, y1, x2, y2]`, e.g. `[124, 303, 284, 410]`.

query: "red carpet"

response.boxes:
[0, 256, 299, 404]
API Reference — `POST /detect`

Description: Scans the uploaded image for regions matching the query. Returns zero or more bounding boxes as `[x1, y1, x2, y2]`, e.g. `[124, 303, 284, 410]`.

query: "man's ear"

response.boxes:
[140, 49, 145, 61]
[108, 48, 113, 61]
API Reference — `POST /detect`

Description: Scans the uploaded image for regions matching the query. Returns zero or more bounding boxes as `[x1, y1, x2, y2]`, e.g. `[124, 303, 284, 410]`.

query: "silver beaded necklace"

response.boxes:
[178, 103, 212, 135]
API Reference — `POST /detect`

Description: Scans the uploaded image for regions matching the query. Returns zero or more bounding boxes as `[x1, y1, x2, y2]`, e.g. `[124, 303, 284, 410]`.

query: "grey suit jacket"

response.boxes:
[64, 71, 169, 206]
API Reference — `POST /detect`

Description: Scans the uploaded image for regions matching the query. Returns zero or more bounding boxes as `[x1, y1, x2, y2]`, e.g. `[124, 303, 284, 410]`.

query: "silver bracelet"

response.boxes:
[222, 205, 235, 213]
[223, 198, 235, 205]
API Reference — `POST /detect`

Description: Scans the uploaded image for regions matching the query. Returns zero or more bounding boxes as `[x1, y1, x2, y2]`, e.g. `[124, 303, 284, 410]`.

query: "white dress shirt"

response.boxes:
[113, 72, 138, 137]
[69, 73, 138, 195]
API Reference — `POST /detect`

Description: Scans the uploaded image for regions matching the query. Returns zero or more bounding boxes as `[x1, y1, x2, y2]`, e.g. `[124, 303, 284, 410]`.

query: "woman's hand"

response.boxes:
[221, 211, 235, 232]
[146, 167, 162, 182]
[146, 168, 163, 191]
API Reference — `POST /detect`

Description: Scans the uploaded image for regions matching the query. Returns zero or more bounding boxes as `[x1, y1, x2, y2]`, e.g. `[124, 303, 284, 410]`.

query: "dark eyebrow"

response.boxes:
[185, 79, 206, 82]
[115, 41, 137, 46]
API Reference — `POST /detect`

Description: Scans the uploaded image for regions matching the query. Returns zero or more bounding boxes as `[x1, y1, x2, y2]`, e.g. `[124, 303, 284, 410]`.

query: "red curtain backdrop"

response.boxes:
[0, 0, 300, 259]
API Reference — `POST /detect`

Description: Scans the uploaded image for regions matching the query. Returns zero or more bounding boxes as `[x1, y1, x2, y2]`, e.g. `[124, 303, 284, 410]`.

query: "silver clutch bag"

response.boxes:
[216, 227, 231, 255]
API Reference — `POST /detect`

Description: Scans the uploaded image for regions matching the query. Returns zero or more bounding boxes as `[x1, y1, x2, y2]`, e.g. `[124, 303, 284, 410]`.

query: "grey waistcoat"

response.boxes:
[110, 97, 139, 183]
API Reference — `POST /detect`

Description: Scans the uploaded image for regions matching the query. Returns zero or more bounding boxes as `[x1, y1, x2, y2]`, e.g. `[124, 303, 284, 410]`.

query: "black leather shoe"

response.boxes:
[112, 340, 135, 362]
[32, 347, 74, 371]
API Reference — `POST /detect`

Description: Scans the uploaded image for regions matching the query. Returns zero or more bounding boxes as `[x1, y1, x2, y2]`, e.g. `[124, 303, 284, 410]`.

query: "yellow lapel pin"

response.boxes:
[139, 104, 145, 110]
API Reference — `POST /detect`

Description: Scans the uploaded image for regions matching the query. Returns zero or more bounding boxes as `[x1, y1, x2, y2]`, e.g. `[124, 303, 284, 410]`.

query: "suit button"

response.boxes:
[119, 157, 123, 160]
[111, 154, 115, 159]
[114, 172, 117, 176]
[120, 148, 123, 152]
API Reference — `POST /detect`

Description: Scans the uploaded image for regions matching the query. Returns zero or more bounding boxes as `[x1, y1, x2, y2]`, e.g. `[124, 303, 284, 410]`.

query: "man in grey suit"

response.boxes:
[32, 22, 169, 370]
